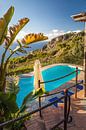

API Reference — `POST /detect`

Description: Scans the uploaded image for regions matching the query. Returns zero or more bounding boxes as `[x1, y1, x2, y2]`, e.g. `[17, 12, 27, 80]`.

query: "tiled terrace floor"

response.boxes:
[25, 106, 64, 130]
[25, 89, 86, 130]
[68, 90, 86, 130]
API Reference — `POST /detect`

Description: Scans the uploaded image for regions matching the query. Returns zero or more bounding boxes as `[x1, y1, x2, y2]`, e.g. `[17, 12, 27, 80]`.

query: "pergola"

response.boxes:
[71, 12, 86, 96]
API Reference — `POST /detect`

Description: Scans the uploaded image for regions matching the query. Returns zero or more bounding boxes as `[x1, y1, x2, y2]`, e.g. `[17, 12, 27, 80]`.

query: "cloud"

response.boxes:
[52, 29, 59, 33]
[46, 29, 64, 41]
[45, 29, 82, 41]
[66, 31, 72, 34]
[66, 30, 81, 34]
[73, 30, 81, 33]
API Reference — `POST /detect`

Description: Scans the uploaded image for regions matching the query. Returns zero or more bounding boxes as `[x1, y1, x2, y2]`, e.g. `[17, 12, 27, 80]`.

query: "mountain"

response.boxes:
[42, 31, 84, 64]
[8, 31, 84, 75]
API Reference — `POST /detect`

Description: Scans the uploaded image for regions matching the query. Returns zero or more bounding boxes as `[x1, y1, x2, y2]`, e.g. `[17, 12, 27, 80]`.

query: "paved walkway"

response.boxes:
[25, 104, 64, 130]
[68, 90, 86, 130]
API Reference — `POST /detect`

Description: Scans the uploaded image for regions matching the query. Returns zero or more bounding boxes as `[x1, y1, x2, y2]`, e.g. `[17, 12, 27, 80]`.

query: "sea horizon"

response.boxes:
[0, 41, 48, 60]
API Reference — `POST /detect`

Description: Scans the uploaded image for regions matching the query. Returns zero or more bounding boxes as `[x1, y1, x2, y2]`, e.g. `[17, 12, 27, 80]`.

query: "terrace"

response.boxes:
[0, 5, 86, 130]
[0, 67, 86, 130]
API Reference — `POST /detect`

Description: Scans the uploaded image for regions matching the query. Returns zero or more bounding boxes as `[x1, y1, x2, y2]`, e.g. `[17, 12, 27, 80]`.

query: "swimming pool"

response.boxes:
[16, 65, 79, 107]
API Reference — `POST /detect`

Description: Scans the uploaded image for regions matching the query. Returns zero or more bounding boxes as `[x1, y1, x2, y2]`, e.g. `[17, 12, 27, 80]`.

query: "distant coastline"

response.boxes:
[0, 41, 48, 60]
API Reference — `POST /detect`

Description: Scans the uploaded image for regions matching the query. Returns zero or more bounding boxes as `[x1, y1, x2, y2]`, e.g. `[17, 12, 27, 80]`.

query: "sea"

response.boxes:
[0, 41, 48, 60]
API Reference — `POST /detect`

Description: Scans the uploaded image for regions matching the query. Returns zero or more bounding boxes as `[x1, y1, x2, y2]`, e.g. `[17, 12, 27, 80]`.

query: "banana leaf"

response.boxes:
[22, 87, 48, 107]
[0, 6, 14, 45]
[5, 18, 29, 48]
[0, 92, 19, 113]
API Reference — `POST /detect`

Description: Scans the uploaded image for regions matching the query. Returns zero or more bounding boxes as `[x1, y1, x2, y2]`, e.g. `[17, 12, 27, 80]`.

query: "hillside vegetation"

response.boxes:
[8, 31, 84, 75]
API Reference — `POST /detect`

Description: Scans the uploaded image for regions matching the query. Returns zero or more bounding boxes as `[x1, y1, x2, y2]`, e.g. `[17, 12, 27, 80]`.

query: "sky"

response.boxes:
[0, 0, 86, 39]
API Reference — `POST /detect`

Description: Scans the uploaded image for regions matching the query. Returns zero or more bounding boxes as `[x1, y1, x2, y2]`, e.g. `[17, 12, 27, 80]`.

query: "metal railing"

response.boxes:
[38, 80, 83, 130]
[0, 67, 84, 130]
[38, 66, 81, 117]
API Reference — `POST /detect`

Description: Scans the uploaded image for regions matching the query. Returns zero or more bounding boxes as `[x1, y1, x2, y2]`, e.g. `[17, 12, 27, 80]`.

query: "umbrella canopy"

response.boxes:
[34, 60, 45, 90]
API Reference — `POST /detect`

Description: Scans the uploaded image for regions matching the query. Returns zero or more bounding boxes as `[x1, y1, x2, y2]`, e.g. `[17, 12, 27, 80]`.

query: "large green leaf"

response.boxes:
[22, 88, 48, 106]
[34, 87, 48, 97]
[0, 92, 19, 113]
[13, 46, 27, 54]
[16, 92, 34, 116]
[0, 6, 14, 45]
[4, 45, 27, 70]
[5, 75, 19, 94]
[22, 92, 34, 106]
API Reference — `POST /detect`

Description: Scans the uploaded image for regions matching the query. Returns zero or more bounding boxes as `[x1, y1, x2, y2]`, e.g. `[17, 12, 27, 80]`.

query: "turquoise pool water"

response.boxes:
[16, 65, 78, 107]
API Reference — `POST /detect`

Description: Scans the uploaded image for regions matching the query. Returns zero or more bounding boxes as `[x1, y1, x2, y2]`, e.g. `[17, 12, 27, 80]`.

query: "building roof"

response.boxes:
[71, 12, 86, 22]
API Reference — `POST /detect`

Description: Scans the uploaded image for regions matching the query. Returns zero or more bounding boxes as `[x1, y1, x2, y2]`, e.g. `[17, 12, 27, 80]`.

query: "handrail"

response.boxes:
[40, 69, 81, 84]
[40, 80, 83, 98]
[0, 81, 83, 128]
[0, 67, 84, 129]
[51, 93, 72, 130]
[0, 96, 65, 128]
